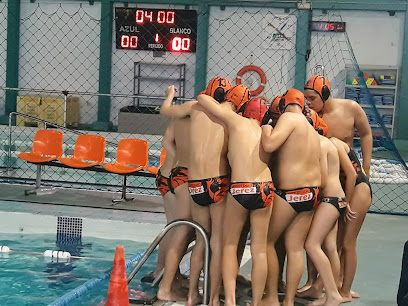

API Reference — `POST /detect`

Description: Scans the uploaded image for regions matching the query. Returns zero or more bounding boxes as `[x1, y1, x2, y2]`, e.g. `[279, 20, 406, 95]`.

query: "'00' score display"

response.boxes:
[115, 8, 197, 52]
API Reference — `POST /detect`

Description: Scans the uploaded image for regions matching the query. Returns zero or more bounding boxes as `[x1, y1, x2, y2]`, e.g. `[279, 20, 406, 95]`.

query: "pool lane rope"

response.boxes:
[48, 251, 145, 306]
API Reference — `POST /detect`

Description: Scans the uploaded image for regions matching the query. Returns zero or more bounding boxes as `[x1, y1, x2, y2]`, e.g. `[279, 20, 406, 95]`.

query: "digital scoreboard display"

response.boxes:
[115, 8, 197, 52]
[309, 21, 346, 32]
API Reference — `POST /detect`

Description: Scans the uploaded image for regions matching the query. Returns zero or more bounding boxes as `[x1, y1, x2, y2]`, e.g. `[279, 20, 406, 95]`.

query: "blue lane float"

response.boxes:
[48, 251, 145, 306]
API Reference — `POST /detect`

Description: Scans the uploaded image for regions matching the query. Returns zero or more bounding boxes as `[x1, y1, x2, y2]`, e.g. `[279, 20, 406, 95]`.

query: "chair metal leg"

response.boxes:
[112, 175, 134, 203]
[25, 165, 43, 195]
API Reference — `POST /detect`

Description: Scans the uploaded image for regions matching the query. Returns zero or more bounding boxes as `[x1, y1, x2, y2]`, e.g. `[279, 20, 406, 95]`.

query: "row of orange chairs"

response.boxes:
[18, 129, 166, 202]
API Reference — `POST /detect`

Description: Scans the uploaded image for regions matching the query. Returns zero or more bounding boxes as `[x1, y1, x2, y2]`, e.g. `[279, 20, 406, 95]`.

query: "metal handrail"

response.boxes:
[127, 219, 210, 306]
[2, 86, 195, 101]
[150, 243, 195, 287]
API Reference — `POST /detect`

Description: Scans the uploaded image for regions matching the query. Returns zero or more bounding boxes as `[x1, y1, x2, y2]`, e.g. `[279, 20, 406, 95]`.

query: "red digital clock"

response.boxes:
[309, 21, 346, 32]
[115, 8, 197, 52]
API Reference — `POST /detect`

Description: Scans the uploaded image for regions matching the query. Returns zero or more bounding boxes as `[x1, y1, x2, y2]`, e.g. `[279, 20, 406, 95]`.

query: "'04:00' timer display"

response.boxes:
[115, 8, 197, 52]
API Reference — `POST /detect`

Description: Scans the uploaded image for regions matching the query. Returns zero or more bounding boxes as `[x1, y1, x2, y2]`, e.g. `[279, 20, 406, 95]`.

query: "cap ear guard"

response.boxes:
[213, 87, 227, 103]
[304, 75, 331, 101]
[278, 97, 286, 114]
[278, 89, 305, 113]
[321, 76, 331, 100]
[261, 111, 271, 125]
[205, 77, 232, 102]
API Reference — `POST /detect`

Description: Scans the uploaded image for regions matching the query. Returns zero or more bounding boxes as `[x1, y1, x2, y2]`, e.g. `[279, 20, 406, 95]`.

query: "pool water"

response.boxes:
[0, 233, 158, 305]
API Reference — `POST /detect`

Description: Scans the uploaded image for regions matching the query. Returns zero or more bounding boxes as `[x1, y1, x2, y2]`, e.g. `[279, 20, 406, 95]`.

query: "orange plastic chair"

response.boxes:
[18, 129, 64, 194]
[59, 134, 106, 168]
[18, 129, 64, 163]
[147, 148, 167, 175]
[103, 138, 149, 202]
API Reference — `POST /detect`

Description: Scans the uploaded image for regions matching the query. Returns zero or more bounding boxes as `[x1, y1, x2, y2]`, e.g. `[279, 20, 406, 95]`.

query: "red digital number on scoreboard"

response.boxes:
[120, 35, 138, 49]
[171, 37, 191, 51]
[135, 10, 175, 25]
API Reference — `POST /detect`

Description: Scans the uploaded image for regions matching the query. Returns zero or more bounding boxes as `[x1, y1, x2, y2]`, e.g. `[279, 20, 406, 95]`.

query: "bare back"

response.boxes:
[323, 99, 357, 147]
[275, 113, 321, 189]
[320, 136, 345, 198]
[228, 117, 271, 182]
[188, 103, 230, 180]
[173, 116, 191, 168]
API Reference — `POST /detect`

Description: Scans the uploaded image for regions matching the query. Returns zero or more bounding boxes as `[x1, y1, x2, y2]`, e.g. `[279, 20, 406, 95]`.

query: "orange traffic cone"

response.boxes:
[106, 246, 129, 306]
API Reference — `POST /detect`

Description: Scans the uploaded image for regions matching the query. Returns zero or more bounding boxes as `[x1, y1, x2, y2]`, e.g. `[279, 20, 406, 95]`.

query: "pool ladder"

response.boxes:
[127, 219, 210, 306]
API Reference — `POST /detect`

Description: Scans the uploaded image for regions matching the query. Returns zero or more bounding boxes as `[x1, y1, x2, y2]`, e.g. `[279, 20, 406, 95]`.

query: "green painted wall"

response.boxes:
[194, 3, 210, 95]
[294, 9, 311, 91]
[4, 0, 20, 122]
[94, 0, 113, 131]
[396, 7, 408, 139]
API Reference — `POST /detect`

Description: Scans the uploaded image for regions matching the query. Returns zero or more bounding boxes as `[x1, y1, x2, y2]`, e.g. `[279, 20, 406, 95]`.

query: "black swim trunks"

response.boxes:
[321, 197, 347, 214]
[230, 181, 274, 210]
[275, 186, 320, 213]
[341, 148, 372, 197]
[188, 175, 230, 206]
[169, 166, 188, 193]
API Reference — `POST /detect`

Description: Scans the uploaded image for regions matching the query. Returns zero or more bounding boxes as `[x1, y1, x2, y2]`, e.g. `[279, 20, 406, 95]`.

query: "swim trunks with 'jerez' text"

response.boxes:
[229, 181, 274, 210]
[274, 186, 320, 213]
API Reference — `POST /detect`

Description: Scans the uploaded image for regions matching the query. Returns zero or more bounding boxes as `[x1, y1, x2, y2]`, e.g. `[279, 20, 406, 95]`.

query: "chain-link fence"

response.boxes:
[0, 1, 407, 214]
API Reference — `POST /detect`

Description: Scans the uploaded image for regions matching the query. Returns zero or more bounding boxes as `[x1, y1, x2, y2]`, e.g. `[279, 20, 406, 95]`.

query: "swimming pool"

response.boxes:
[0, 232, 158, 305]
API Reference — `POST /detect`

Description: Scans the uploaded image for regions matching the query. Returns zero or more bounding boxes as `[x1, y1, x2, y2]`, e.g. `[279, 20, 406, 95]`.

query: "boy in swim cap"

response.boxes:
[302, 109, 357, 306]
[260, 88, 321, 306]
[304, 75, 372, 178]
[304, 75, 372, 301]
[197, 94, 273, 306]
[160, 79, 234, 306]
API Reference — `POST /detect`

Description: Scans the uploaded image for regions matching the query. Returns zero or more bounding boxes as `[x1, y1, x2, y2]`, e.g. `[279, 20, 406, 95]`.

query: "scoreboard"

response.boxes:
[115, 8, 197, 52]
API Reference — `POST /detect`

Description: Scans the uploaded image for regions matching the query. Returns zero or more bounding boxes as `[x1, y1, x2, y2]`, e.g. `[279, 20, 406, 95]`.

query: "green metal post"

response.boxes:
[1, 0, 20, 125]
[194, 3, 209, 96]
[396, 7, 408, 139]
[94, 0, 113, 131]
[294, 8, 311, 91]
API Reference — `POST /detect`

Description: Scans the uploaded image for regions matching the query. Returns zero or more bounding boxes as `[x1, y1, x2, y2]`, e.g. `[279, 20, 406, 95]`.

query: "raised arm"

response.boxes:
[197, 94, 236, 125]
[161, 119, 176, 159]
[353, 103, 372, 178]
[261, 113, 295, 153]
[331, 137, 357, 202]
[160, 85, 197, 118]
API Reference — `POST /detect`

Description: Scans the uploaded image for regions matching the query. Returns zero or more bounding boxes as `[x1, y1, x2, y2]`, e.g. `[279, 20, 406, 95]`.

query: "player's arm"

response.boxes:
[161, 119, 176, 159]
[331, 137, 357, 202]
[261, 113, 295, 152]
[319, 137, 328, 190]
[353, 102, 373, 178]
[197, 94, 236, 125]
[160, 85, 197, 118]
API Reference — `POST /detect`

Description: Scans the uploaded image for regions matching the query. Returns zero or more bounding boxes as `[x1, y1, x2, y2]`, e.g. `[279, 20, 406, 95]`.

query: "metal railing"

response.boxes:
[2, 86, 195, 102]
[127, 219, 210, 306]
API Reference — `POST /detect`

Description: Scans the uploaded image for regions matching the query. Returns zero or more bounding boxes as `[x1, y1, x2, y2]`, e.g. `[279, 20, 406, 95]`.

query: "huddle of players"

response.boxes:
[153, 75, 372, 306]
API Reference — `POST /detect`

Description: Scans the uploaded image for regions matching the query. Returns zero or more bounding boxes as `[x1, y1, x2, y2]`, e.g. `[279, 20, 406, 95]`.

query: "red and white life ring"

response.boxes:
[236, 65, 267, 96]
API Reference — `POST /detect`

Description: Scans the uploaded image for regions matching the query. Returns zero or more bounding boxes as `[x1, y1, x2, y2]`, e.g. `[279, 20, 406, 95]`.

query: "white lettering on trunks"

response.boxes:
[285, 192, 313, 203]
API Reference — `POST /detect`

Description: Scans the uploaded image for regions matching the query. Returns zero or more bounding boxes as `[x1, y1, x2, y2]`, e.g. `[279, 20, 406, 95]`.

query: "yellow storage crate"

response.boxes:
[40, 97, 64, 126]
[17, 95, 80, 128]
[66, 97, 80, 128]
[16, 96, 43, 128]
